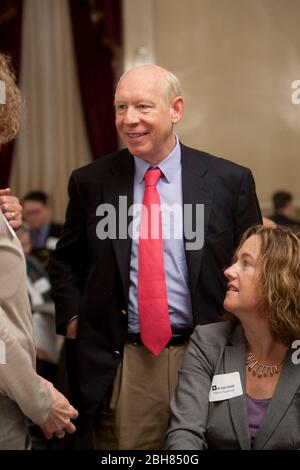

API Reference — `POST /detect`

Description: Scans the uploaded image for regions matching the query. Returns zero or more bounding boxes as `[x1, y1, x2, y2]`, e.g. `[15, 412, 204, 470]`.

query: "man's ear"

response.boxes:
[170, 96, 184, 123]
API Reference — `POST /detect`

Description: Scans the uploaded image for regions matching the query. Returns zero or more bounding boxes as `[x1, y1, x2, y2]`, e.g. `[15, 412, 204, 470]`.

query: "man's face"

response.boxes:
[23, 200, 50, 229]
[115, 67, 183, 164]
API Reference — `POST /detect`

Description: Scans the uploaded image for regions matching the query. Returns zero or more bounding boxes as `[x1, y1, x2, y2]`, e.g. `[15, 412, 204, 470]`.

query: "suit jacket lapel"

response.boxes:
[103, 150, 134, 304]
[224, 325, 251, 450]
[181, 144, 213, 293]
[105, 144, 215, 303]
[253, 348, 300, 449]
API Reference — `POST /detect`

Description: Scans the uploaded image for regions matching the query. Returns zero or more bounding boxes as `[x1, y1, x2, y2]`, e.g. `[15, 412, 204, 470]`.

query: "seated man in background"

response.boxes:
[22, 190, 62, 265]
[269, 190, 300, 227]
[18, 223, 64, 382]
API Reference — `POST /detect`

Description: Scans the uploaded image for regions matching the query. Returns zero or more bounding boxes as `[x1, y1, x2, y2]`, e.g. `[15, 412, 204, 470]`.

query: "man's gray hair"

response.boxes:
[116, 64, 183, 104]
[162, 68, 182, 103]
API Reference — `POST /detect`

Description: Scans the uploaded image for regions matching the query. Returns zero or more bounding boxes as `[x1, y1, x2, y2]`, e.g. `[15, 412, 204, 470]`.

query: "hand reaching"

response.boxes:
[0, 188, 22, 230]
[40, 381, 78, 439]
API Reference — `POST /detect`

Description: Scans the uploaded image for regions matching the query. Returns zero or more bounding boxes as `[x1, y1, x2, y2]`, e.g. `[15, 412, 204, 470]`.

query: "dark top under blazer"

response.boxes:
[49, 143, 262, 428]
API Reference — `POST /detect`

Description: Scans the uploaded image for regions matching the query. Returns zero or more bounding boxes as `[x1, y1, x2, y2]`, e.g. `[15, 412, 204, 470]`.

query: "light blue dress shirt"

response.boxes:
[128, 136, 193, 333]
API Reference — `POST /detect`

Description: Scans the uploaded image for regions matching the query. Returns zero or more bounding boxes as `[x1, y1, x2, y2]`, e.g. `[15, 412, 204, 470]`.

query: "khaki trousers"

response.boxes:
[93, 341, 188, 450]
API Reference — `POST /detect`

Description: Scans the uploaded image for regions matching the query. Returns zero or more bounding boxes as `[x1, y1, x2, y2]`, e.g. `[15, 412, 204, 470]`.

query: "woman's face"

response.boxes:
[223, 235, 262, 318]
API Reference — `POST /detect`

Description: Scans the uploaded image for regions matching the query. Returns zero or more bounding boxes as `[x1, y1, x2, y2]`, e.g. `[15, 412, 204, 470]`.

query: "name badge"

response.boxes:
[209, 372, 243, 402]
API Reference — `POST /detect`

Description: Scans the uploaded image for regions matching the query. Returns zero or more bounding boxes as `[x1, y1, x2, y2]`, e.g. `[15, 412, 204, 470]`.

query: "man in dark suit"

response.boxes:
[49, 64, 262, 449]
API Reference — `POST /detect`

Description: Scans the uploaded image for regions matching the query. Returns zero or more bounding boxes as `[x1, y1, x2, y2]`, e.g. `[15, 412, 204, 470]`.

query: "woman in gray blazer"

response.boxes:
[0, 53, 77, 449]
[166, 224, 300, 450]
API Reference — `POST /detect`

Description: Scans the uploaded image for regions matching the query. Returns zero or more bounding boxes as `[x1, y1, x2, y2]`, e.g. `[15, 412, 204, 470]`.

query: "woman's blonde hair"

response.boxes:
[0, 53, 21, 146]
[231, 224, 300, 345]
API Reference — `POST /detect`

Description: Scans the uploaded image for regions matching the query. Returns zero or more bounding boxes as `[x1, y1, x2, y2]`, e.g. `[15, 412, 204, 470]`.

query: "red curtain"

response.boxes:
[69, 0, 122, 159]
[0, 0, 23, 187]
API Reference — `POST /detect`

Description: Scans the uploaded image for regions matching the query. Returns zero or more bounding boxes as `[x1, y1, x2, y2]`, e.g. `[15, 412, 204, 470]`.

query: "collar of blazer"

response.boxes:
[225, 324, 300, 450]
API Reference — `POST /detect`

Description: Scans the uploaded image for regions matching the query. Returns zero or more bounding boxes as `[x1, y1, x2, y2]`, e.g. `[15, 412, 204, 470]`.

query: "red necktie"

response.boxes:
[138, 168, 172, 356]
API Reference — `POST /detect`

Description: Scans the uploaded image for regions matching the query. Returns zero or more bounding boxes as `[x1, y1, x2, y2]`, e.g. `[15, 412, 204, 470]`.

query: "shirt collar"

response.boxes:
[134, 135, 181, 184]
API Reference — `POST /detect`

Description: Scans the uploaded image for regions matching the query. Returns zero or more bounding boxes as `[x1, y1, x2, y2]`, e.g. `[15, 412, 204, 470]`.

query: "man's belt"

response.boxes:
[127, 331, 192, 347]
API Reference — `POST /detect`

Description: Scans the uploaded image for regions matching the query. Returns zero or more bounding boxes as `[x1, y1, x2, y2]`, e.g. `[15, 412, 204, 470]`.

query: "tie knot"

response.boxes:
[144, 168, 162, 187]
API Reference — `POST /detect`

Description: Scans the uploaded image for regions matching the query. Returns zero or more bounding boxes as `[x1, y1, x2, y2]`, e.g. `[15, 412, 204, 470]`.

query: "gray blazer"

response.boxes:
[166, 321, 300, 450]
[0, 213, 52, 450]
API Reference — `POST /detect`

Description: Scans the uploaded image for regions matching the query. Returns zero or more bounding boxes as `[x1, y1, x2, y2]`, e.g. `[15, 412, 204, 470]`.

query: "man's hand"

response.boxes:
[0, 188, 22, 230]
[66, 318, 78, 339]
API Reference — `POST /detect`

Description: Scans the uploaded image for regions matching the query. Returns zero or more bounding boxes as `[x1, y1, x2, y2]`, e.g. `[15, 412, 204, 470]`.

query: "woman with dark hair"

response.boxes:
[166, 225, 300, 449]
[0, 53, 77, 449]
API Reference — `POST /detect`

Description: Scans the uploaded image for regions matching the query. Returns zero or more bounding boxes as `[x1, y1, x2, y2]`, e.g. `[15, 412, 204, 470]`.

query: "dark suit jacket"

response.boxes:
[49, 143, 262, 427]
[166, 322, 300, 449]
[48, 221, 63, 238]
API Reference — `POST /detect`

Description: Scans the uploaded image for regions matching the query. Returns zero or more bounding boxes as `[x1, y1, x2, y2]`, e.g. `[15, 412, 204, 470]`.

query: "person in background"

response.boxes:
[166, 225, 300, 450]
[0, 51, 77, 449]
[22, 190, 62, 265]
[18, 223, 63, 382]
[269, 191, 300, 227]
[49, 64, 262, 450]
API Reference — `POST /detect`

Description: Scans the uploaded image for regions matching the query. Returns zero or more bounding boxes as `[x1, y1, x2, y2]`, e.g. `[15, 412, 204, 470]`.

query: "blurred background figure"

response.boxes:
[269, 191, 300, 227]
[22, 191, 62, 266]
[17, 223, 64, 383]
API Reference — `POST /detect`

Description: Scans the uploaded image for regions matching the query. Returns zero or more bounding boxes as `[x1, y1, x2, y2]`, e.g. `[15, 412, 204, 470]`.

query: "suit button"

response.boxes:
[121, 309, 127, 315]
[113, 350, 122, 359]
